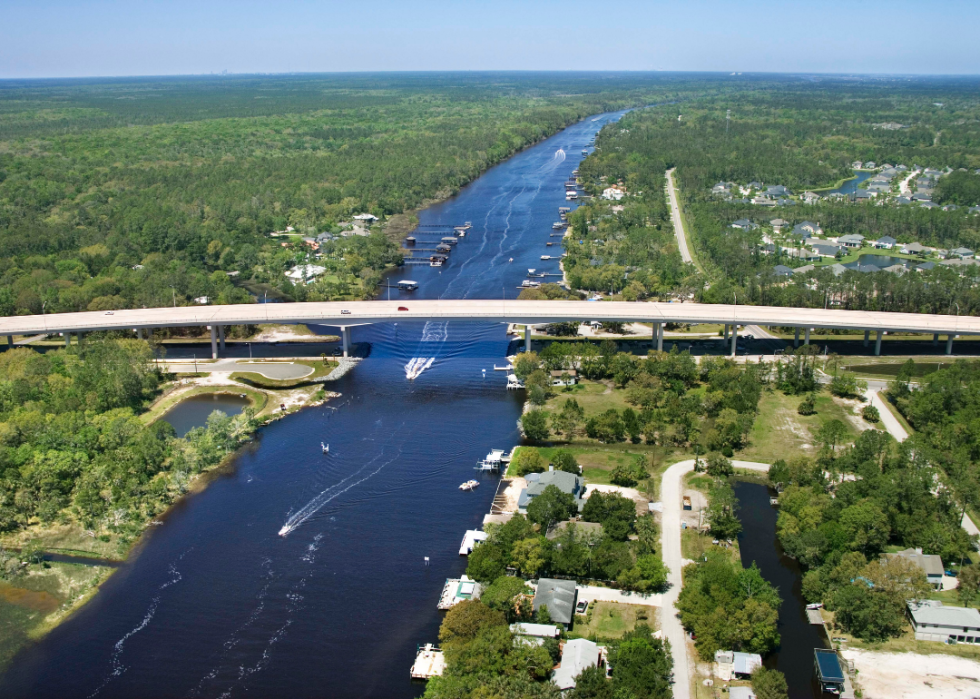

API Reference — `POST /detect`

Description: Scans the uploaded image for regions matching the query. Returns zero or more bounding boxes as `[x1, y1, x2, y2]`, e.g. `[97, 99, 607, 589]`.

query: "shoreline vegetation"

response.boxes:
[0, 338, 347, 670]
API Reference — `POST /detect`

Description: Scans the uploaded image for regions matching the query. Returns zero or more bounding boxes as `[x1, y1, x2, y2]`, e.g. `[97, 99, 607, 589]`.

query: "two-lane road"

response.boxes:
[665, 168, 695, 266]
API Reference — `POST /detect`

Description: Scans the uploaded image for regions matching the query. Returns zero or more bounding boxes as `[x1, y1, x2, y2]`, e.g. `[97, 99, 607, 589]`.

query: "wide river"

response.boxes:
[0, 110, 628, 699]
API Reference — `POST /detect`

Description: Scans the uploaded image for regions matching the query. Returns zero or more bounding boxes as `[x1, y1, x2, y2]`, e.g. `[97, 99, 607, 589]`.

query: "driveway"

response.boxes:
[660, 459, 769, 699]
[576, 584, 663, 607]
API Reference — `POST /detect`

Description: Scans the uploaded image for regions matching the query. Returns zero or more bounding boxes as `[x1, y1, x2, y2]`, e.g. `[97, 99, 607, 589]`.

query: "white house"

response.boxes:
[352, 213, 378, 223]
[286, 264, 326, 284]
[908, 601, 980, 644]
[602, 187, 625, 201]
[552, 639, 605, 691]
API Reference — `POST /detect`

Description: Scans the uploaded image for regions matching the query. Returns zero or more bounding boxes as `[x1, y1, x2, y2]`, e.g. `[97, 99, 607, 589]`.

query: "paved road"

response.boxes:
[899, 169, 920, 196]
[660, 459, 769, 699]
[4, 300, 978, 338]
[866, 388, 908, 442]
[162, 360, 313, 380]
[665, 168, 694, 265]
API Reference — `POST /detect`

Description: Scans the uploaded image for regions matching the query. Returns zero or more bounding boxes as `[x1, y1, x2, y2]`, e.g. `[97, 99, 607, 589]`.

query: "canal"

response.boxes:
[0, 110, 628, 699]
[734, 481, 828, 699]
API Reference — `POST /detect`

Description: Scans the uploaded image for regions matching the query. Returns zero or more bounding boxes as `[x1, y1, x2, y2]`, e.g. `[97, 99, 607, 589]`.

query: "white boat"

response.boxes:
[566, 192, 578, 200]
[540, 255, 552, 260]
[493, 365, 510, 371]
[321, 442, 329, 454]
[521, 280, 541, 288]
[527, 268, 536, 274]
[508, 257, 513, 262]
[459, 479, 479, 491]
[476, 450, 505, 471]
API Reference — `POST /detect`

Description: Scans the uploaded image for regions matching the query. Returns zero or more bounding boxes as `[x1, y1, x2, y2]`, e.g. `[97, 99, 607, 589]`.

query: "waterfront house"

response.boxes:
[793, 264, 815, 275]
[865, 161, 876, 169]
[851, 161, 864, 169]
[916, 261, 936, 272]
[286, 264, 326, 284]
[872, 235, 897, 249]
[838, 233, 865, 249]
[883, 264, 908, 275]
[901, 242, 929, 255]
[714, 650, 763, 681]
[518, 468, 587, 514]
[802, 191, 821, 204]
[828, 263, 848, 276]
[882, 548, 944, 589]
[810, 242, 842, 257]
[908, 601, 980, 644]
[533, 578, 578, 629]
[552, 639, 605, 690]
[854, 189, 874, 201]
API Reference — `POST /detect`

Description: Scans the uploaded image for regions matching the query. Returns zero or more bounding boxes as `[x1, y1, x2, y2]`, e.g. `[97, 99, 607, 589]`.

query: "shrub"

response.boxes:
[862, 405, 880, 423]
[798, 394, 816, 415]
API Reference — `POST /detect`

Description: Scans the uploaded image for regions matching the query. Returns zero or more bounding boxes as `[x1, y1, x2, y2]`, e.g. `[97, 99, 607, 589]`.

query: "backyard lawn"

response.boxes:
[570, 601, 657, 641]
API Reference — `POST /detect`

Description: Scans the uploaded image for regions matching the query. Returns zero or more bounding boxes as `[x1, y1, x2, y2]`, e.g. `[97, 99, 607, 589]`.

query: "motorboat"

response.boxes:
[459, 480, 479, 491]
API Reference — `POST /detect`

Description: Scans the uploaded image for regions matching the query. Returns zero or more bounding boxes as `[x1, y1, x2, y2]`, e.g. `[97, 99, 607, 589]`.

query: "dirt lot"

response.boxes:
[843, 649, 980, 698]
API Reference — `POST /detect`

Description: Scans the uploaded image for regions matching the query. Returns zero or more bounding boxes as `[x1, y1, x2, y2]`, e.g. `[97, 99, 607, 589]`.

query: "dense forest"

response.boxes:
[0, 73, 713, 315]
[576, 79, 980, 313]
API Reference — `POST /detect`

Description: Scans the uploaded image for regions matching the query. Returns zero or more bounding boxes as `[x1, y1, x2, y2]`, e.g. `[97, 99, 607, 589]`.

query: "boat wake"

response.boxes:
[553, 148, 566, 162]
[404, 321, 448, 380]
[278, 445, 403, 537]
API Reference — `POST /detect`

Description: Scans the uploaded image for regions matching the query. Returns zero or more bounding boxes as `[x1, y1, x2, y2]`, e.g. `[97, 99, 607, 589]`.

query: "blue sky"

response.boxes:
[3, 0, 979, 79]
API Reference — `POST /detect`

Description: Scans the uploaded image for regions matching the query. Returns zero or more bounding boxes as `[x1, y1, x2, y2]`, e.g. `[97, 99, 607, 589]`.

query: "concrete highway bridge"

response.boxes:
[1, 300, 976, 359]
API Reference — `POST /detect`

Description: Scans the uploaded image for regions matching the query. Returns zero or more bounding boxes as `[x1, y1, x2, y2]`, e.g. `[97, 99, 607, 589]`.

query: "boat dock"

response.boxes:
[459, 529, 488, 555]
[410, 644, 445, 680]
[807, 608, 825, 625]
[437, 576, 482, 609]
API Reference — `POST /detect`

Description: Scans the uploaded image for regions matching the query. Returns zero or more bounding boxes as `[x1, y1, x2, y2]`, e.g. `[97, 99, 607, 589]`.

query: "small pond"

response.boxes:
[160, 393, 250, 437]
[823, 170, 873, 195]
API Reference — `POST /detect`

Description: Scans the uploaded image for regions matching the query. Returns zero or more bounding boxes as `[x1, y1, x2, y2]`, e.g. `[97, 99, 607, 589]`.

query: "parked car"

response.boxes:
[398, 306, 409, 311]
[341, 309, 351, 315]
[575, 600, 588, 614]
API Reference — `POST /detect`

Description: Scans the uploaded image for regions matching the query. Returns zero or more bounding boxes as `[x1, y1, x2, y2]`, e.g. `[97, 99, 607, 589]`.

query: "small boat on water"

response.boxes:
[459, 480, 479, 491]
[493, 365, 510, 371]
[321, 442, 330, 454]
[508, 257, 513, 263]
[540, 255, 552, 260]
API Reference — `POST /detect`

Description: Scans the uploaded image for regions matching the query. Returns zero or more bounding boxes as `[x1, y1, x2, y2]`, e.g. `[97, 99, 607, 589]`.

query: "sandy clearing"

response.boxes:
[842, 649, 980, 699]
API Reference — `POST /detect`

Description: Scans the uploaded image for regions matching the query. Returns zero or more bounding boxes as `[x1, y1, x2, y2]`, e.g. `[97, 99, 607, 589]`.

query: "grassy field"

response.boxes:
[569, 601, 657, 641]
[737, 390, 863, 463]
[542, 380, 630, 415]
[0, 562, 113, 670]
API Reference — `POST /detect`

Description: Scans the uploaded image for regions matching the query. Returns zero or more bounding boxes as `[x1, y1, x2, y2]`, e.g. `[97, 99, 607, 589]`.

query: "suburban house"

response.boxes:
[802, 191, 821, 204]
[793, 264, 815, 275]
[916, 261, 936, 272]
[766, 185, 791, 197]
[510, 623, 560, 646]
[552, 639, 605, 690]
[773, 265, 794, 277]
[951, 247, 975, 258]
[851, 160, 864, 169]
[714, 650, 763, 681]
[286, 264, 326, 284]
[901, 242, 929, 255]
[712, 181, 735, 196]
[791, 221, 822, 238]
[912, 192, 932, 202]
[838, 233, 865, 248]
[770, 218, 789, 230]
[908, 601, 980, 644]
[518, 468, 587, 514]
[730, 218, 759, 230]
[550, 369, 578, 386]
[882, 548, 944, 589]
[854, 189, 874, 201]
[533, 578, 578, 629]
[872, 235, 897, 249]
[865, 161, 877, 169]
[602, 186, 625, 201]
[828, 263, 848, 276]
[811, 242, 843, 257]
[920, 201, 939, 209]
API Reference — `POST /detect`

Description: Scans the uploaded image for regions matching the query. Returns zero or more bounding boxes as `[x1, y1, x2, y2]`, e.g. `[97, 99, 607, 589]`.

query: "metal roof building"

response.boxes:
[533, 578, 578, 627]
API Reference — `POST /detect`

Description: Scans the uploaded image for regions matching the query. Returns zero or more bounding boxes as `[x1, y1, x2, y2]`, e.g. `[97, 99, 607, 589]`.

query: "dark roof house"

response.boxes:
[533, 578, 578, 627]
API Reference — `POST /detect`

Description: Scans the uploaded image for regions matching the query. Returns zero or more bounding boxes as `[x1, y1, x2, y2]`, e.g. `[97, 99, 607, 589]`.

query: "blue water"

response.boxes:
[0, 110, 628, 699]
[161, 394, 251, 437]
[824, 170, 873, 195]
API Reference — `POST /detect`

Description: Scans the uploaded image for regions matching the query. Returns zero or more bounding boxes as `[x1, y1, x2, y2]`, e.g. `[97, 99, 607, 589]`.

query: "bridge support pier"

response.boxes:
[875, 331, 883, 356]
[723, 324, 729, 341]
[804, 328, 811, 346]
[933, 333, 939, 347]
[794, 327, 800, 348]
[65, 333, 71, 347]
[863, 330, 870, 347]
[218, 325, 226, 353]
[524, 325, 532, 353]
[137, 327, 143, 340]
[342, 327, 351, 357]
[947, 334, 955, 355]
[5, 336, 12, 350]
[654, 322, 663, 352]
[210, 326, 218, 359]
[730, 324, 738, 357]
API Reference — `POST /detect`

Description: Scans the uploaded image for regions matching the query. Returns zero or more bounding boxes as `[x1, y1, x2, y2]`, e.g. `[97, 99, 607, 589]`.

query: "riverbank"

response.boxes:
[0, 357, 351, 673]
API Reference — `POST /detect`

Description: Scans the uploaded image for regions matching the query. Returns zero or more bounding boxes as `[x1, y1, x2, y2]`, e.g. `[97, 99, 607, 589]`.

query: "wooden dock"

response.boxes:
[490, 479, 513, 514]
[410, 644, 445, 680]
